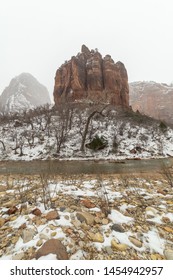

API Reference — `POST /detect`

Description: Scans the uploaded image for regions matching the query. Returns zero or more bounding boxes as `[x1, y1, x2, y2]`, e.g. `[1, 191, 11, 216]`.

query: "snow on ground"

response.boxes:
[0, 107, 173, 161]
[0, 175, 173, 260]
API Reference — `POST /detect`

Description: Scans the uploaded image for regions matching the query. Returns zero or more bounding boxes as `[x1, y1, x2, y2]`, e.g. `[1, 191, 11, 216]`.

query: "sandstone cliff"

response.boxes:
[53, 45, 129, 107]
[130, 81, 173, 125]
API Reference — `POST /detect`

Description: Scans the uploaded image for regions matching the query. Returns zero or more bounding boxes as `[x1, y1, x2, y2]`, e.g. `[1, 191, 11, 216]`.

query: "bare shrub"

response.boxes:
[161, 161, 173, 188]
[96, 176, 110, 217]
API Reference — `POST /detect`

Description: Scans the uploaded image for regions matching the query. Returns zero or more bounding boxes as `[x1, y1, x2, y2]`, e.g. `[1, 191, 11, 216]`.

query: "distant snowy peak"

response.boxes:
[129, 81, 173, 125]
[0, 73, 51, 113]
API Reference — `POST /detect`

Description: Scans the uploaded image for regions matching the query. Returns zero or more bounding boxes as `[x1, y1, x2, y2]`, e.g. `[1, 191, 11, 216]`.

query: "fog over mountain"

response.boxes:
[129, 81, 173, 125]
[0, 73, 51, 113]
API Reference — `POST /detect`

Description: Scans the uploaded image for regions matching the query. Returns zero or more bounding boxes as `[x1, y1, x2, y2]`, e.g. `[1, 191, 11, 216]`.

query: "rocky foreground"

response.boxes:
[0, 174, 173, 260]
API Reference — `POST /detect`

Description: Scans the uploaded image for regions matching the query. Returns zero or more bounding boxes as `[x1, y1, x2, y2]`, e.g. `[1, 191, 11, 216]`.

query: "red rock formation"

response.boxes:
[53, 45, 129, 107]
[130, 81, 173, 125]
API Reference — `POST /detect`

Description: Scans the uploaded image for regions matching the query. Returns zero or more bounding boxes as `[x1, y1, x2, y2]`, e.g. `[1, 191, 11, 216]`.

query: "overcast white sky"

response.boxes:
[0, 0, 173, 100]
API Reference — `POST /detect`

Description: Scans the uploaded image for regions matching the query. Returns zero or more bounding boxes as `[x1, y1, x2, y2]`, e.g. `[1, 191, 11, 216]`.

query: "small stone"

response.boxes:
[111, 239, 128, 251]
[94, 217, 101, 224]
[65, 228, 74, 235]
[0, 218, 5, 227]
[93, 232, 104, 243]
[35, 239, 69, 260]
[12, 252, 24, 260]
[80, 199, 96, 208]
[49, 224, 58, 230]
[105, 246, 113, 255]
[164, 249, 173, 260]
[79, 241, 84, 248]
[166, 200, 173, 205]
[151, 253, 163, 260]
[10, 216, 18, 221]
[46, 210, 60, 221]
[76, 212, 95, 225]
[88, 232, 104, 243]
[128, 236, 142, 248]
[36, 240, 43, 247]
[51, 232, 57, 237]
[51, 197, 58, 202]
[7, 206, 18, 215]
[88, 232, 95, 241]
[39, 233, 49, 241]
[80, 223, 90, 230]
[161, 217, 170, 223]
[32, 208, 42, 216]
[19, 223, 27, 230]
[163, 226, 173, 233]
[22, 229, 36, 243]
[72, 220, 81, 228]
[157, 190, 166, 195]
[64, 215, 69, 220]
[111, 224, 125, 233]
[70, 213, 75, 220]
[11, 236, 19, 244]
[32, 217, 42, 226]
[101, 218, 109, 225]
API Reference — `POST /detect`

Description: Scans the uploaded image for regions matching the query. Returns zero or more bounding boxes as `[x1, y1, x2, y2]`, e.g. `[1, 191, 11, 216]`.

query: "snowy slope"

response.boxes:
[0, 106, 173, 161]
[0, 73, 51, 113]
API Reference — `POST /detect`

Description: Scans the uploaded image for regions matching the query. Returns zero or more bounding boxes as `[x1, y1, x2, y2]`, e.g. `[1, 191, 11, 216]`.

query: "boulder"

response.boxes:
[35, 239, 69, 260]
[76, 212, 95, 225]
[88, 232, 104, 243]
[111, 224, 125, 233]
[128, 236, 143, 248]
[45, 210, 60, 221]
[22, 228, 36, 243]
[7, 206, 18, 215]
[111, 239, 128, 251]
[31, 208, 42, 216]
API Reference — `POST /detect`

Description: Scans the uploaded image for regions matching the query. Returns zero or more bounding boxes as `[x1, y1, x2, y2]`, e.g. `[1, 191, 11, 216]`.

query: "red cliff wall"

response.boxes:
[53, 45, 129, 107]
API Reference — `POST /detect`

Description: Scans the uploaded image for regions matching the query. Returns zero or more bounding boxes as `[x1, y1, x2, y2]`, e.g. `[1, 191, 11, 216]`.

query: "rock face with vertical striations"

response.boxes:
[53, 45, 129, 107]
[129, 81, 173, 125]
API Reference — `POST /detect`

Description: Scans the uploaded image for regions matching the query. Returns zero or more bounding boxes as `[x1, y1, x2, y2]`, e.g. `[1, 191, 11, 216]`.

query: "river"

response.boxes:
[0, 158, 173, 175]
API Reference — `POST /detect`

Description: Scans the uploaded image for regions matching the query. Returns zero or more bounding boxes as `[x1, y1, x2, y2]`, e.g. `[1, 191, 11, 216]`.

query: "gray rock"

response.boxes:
[22, 228, 36, 243]
[128, 236, 143, 248]
[12, 252, 25, 260]
[111, 224, 125, 233]
[164, 249, 173, 260]
[105, 246, 113, 255]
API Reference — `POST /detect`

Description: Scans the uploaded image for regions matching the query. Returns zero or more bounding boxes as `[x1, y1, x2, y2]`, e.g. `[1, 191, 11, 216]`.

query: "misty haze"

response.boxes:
[0, 0, 173, 263]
